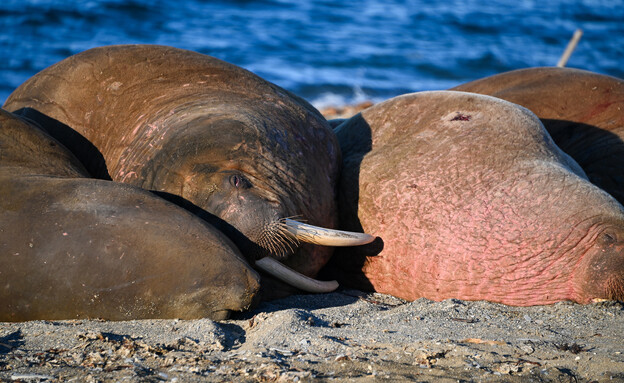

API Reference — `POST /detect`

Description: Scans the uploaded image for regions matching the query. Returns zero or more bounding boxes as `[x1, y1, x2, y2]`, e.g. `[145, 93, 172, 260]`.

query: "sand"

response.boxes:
[1, 289, 623, 382]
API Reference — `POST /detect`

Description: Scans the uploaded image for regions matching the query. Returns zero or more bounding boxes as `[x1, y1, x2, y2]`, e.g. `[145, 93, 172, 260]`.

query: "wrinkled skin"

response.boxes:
[327, 91, 624, 305]
[0, 109, 260, 321]
[453, 67, 624, 204]
[4, 45, 341, 295]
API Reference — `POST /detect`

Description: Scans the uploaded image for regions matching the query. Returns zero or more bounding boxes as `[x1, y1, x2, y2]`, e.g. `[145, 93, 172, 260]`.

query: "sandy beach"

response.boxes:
[1, 289, 623, 382]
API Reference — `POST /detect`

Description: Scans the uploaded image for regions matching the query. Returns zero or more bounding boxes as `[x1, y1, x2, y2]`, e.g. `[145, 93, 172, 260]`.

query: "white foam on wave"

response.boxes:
[310, 85, 375, 109]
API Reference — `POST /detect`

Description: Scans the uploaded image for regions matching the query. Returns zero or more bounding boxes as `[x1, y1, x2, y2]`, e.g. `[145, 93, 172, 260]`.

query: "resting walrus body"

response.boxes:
[4, 45, 373, 298]
[327, 91, 624, 305]
[453, 67, 624, 204]
[0, 109, 260, 321]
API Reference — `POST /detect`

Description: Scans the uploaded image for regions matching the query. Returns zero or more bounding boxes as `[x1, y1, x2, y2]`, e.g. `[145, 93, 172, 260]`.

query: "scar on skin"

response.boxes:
[451, 113, 471, 121]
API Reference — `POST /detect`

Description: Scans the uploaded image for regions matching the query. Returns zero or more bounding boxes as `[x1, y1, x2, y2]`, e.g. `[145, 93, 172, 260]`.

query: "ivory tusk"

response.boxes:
[284, 218, 375, 246]
[255, 257, 339, 293]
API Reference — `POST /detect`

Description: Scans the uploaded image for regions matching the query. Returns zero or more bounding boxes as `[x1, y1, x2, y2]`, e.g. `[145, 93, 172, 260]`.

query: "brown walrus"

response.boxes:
[326, 91, 624, 305]
[3, 45, 373, 297]
[0, 109, 260, 321]
[452, 67, 624, 204]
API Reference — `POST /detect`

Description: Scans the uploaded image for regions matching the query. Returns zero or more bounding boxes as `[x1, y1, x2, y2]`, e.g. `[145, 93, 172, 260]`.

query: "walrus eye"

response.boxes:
[230, 174, 251, 189]
[601, 231, 617, 245]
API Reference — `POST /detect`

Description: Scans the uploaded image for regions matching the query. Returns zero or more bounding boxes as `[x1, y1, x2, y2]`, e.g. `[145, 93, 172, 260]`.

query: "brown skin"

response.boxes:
[4, 45, 341, 296]
[0, 109, 260, 321]
[326, 91, 624, 305]
[452, 67, 624, 204]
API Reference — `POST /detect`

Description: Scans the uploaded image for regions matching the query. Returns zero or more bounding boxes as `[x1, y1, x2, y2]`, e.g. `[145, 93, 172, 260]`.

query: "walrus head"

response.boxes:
[130, 99, 374, 294]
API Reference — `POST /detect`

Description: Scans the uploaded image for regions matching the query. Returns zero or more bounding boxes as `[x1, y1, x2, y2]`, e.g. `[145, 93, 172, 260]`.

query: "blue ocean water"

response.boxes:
[0, 0, 622, 108]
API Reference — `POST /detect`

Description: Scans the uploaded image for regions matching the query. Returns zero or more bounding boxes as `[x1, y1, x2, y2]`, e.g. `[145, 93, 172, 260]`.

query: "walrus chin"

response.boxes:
[255, 218, 376, 293]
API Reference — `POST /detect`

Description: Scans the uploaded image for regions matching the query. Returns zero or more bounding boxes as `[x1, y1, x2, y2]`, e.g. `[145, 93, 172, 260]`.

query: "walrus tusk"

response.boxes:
[284, 218, 375, 246]
[255, 257, 339, 293]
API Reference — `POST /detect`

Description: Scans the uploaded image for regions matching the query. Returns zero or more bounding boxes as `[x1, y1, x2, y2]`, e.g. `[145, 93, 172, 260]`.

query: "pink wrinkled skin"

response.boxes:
[332, 91, 624, 306]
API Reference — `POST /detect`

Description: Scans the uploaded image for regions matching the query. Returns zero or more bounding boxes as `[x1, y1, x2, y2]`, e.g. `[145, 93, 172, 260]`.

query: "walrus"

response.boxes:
[325, 91, 624, 305]
[452, 67, 624, 204]
[0, 109, 260, 321]
[3, 45, 373, 297]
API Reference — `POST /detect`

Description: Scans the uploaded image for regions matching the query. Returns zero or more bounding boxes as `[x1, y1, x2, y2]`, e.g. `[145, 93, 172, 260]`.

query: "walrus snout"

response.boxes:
[249, 217, 376, 293]
[211, 198, 376, 294]
[575, 228, 624, 303]
[212, 179, 375, 260]
[214, 188, 376, 294]
[194, 182, 375, 294]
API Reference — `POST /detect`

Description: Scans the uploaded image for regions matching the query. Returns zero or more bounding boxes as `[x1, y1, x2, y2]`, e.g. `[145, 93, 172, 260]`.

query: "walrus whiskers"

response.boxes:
[273, 219, 300, 254]
[256, 219, 299, 258]
[253, 218, 376, 292]
[605, 275, 624, 302]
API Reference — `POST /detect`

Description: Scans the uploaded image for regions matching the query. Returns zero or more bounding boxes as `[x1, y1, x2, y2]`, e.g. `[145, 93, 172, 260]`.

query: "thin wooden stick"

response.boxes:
[557, 29, 583, 67]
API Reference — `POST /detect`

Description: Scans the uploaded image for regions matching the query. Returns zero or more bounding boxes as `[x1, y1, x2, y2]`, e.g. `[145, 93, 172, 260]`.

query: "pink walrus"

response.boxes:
[329, 91, 624, 305]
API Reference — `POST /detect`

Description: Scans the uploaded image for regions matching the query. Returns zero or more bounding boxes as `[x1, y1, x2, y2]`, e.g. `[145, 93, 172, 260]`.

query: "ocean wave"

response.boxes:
[0, 0, 622, 105]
